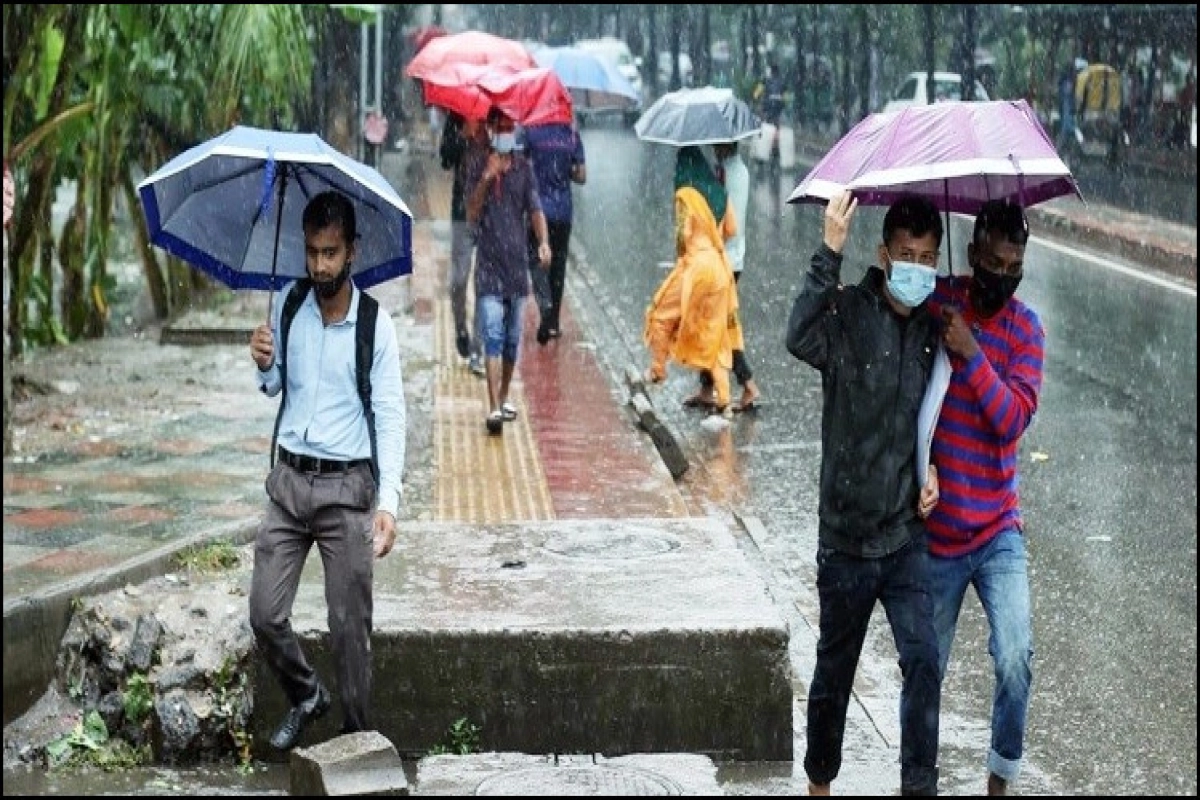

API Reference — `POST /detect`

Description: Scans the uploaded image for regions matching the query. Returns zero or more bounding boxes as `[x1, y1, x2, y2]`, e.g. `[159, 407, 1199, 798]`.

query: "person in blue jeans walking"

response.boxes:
[787, 190, 945, 796]
[924, 199, 1041, 797]
[465, 110, 550, 435]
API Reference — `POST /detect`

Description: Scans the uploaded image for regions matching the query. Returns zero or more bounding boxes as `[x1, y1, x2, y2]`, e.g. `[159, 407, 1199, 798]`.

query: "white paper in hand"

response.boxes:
[917, 343, 952, 487]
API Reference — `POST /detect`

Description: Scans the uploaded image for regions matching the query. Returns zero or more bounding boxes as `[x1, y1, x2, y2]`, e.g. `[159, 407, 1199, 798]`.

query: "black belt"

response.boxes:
[277, 446, 369, 475]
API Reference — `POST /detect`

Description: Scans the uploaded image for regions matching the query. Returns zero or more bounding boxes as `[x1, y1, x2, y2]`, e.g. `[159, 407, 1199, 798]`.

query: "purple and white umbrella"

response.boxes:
[788, 99, 1082, 214]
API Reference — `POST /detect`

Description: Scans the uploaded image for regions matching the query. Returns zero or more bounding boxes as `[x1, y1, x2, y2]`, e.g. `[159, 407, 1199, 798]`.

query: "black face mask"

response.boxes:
[312, 263, 351, 299]
[970, 265, 1022, 317]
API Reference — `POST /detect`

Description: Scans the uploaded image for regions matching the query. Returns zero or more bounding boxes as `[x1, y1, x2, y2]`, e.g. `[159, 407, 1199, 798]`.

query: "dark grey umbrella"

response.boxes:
[634, 86, 762, 147]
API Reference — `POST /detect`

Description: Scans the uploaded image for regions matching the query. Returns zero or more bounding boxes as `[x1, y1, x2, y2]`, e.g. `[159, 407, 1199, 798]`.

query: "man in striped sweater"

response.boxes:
[925, 199, 1043, 797]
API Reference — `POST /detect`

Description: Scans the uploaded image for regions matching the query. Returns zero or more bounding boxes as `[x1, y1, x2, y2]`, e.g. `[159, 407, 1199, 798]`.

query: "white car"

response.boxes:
[657, 52, 694, 88]
[883, 71, 990, 114]
[574, 36, 645, 118]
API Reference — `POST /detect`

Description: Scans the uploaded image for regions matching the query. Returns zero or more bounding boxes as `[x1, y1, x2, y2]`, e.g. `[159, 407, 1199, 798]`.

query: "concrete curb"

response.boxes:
[624, 365, 689, 480]
[1026, 206, 1197, 283]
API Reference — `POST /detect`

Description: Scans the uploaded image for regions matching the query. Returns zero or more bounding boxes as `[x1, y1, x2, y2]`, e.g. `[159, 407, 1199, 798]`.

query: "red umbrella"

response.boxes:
[421, 64, 573, 127]
[404, 30, 536, 82]
[479, 67, 574, 126]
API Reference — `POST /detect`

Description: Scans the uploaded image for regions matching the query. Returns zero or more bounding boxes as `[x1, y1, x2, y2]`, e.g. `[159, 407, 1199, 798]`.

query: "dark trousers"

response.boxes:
[700, 270, 753, 388]
[249, 461, 377, 733]
[528, 220, 573, 331]
[804, 539, 941, 795]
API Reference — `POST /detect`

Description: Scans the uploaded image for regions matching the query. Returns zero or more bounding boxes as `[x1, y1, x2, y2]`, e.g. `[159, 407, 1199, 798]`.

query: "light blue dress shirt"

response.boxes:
[256, 282, 406, 518]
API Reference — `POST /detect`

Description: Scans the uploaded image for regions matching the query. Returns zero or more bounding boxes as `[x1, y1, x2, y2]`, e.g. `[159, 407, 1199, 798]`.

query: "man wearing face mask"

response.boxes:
[924, 199, 1041, 797]
[247, 190, 406, 751]
[466, 109, 551, 435]
[786, 190, 944, 797]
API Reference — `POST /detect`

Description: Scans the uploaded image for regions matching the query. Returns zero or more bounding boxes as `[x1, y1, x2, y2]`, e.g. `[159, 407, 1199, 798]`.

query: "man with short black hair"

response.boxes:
[248, 189, 406, 750]
[466, 110, 550, 435]
[787, 190, 945, 796]
[925, 198, 1041, 797]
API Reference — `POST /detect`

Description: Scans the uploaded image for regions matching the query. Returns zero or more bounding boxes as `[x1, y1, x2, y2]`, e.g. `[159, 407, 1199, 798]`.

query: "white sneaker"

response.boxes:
[468, 355, 485, 376]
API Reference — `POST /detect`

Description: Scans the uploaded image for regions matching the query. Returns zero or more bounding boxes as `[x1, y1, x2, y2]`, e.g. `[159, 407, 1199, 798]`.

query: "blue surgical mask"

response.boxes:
[885, 259, 937, 308]
[491, 132, 517, 154]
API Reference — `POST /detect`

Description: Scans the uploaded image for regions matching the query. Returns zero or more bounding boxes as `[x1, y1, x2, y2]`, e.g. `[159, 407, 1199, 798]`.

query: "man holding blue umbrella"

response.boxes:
[248, 190, 407, 750]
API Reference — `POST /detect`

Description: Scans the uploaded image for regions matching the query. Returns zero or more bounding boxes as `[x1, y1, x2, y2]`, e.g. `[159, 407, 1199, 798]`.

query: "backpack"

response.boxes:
[269, 278, 380, 484]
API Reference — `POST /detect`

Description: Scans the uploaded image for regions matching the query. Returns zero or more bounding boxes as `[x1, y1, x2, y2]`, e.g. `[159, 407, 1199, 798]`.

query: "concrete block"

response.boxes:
[624, 364, 647, 397]
[290, 730, 409, 796]
[252, 518, 792, 762]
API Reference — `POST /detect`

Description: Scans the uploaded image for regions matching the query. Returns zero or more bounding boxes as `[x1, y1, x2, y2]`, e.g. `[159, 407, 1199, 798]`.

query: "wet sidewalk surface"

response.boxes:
[2, 135, 1195, 796]
[2, 151, 687, 606]
[5, 137, 1192, 603]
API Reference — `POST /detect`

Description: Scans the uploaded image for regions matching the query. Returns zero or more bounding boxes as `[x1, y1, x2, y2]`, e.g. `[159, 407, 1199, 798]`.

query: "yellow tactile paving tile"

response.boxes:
[432, 285, 554, 524]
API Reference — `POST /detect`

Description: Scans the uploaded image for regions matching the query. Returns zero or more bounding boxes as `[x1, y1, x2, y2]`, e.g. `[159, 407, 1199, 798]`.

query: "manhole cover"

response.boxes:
[542, 526, 681, 560]
[475, 765, 682, 795]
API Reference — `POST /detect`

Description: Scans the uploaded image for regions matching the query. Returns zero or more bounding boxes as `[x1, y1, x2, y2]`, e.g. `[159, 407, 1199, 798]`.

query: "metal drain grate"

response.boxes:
[475, 765, 682, 795]
[542, 525, 682, 559]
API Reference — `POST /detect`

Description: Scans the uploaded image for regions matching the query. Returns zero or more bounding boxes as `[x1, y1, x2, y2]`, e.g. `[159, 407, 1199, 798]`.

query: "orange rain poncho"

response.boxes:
[643, 185, 744, 410]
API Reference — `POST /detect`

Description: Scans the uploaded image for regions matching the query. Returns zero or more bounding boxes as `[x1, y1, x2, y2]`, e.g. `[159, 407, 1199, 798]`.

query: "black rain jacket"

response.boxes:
[785, 244, 939, 558]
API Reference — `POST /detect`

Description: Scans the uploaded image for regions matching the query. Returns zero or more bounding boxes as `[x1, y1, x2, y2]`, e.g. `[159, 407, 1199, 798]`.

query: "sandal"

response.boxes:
[486, 411, 504, 435]
[500, 401, 518, 421]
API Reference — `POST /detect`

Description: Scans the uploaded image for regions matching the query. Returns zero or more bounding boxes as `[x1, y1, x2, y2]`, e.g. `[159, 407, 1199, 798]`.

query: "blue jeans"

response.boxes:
[804, 538, 941, 795]
[929, 528, 1033, 783]
[476, 293, 524, 362]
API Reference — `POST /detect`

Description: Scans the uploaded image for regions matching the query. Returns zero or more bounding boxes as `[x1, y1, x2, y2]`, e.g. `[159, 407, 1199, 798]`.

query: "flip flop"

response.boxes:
[733, 400, 760, 414]
[682, 393, 717, 409]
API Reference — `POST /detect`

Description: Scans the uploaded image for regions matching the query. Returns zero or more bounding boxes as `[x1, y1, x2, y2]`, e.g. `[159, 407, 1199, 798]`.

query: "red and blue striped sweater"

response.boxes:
[926, 275, 1045, 559]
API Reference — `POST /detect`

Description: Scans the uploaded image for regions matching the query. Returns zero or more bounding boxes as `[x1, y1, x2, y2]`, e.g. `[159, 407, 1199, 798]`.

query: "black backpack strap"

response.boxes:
[269, 279, 311, 469]
[355, 291, 380, 485]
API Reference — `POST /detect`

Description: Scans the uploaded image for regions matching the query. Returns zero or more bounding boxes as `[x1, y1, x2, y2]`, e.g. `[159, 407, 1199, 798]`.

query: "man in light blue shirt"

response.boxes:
[248, 190, 406, 751]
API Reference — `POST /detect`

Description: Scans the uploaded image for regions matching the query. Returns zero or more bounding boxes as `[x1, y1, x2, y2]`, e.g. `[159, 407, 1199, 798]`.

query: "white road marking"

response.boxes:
[1030, 234, 1196, 297]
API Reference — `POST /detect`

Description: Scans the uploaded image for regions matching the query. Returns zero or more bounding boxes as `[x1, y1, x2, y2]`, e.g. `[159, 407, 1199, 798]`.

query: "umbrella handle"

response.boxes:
[265, 164, 290, 327]
[943, 180, 953, 277]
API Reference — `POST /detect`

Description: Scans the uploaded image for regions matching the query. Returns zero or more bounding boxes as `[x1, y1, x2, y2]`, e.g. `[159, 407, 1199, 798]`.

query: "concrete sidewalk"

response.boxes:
[3, 135, 1194, 795]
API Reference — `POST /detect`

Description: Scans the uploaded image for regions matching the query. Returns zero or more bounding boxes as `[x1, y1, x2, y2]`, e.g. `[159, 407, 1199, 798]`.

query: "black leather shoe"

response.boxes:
[269, 684, 331, 751]
[455, 328, 470, 359]
[536, 323, 550, 346]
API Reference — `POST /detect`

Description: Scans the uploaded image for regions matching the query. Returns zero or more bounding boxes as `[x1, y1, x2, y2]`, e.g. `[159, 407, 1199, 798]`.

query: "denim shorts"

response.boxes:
[476, 293, 524, 362]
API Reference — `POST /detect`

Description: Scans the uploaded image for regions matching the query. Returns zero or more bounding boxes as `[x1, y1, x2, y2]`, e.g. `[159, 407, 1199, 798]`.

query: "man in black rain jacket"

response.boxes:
[785, 190, 944, 796]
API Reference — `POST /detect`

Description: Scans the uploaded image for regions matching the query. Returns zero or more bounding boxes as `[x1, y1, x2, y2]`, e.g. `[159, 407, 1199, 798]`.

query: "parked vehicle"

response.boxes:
[1068, 63, 1130, 166]
[657, 52, 694, 88]
[1048, 63, 1131, 167]
[882, 71, 989, 113]
[574, 37, 645, 124]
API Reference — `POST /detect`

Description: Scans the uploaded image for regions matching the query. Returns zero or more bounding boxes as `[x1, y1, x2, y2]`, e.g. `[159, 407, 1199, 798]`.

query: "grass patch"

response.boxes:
[172, 539, 241, 573]
[428, 716, 482, 755]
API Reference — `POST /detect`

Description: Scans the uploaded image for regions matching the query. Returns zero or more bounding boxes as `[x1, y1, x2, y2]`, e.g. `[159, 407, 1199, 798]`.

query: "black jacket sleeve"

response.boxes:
[785, 244, 843, 371]
[439, 115, 466, 171]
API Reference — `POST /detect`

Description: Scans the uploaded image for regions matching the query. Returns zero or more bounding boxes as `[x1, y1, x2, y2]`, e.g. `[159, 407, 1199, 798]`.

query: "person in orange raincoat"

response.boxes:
[643, 185, 743, 416]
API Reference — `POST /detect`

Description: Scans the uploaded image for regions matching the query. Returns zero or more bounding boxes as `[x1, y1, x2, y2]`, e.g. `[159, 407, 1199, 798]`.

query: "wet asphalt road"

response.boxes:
[568, 122, 1197, 795]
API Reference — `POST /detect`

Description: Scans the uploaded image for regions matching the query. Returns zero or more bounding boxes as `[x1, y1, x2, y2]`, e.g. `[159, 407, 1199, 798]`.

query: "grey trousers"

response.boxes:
[450, 220, 482, 358]
[248, 461, 377, 732]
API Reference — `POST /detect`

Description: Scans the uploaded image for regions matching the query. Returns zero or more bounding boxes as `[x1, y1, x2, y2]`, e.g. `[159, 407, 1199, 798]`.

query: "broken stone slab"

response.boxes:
[290, 730, 409, 796]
